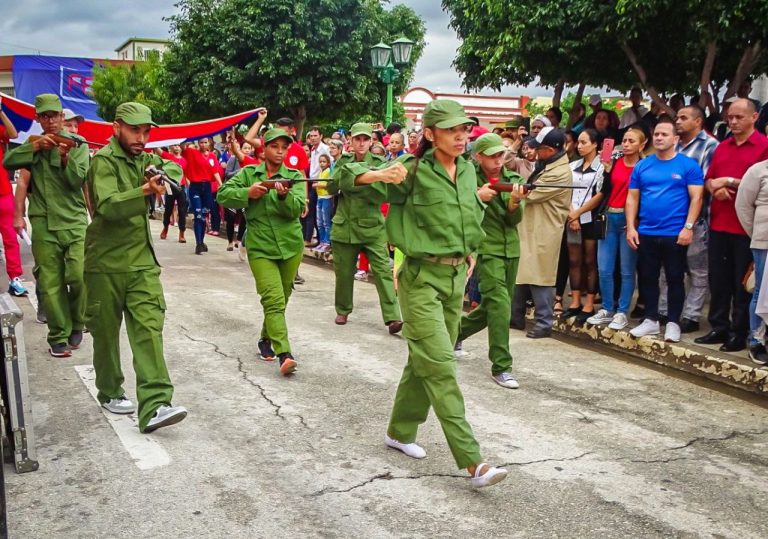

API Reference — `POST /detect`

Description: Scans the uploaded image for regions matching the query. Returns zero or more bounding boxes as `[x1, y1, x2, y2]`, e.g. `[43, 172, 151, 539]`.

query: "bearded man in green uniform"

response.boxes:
[327, 122, 402, 334]
[217, 128, 307, 376]
[85, 102, 187, 433]
[456, 133, 529, 389]
[3, 94, 88, 358]
[347, 100, 508, 489]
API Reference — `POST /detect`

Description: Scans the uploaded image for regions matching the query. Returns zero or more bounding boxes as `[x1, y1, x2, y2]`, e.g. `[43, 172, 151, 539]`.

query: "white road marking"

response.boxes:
[74, 365, 171, 470]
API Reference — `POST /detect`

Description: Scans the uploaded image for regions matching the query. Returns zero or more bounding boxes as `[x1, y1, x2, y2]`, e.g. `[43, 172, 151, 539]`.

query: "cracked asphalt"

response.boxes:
[5, 220, 768, 538]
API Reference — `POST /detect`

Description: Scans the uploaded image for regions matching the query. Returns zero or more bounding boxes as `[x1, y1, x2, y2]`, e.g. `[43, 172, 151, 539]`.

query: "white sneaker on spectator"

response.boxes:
[664, 322, 681, 343]
[454, 341, 468, 358]
[630, 319, 660, 338]
[608, 312, 629, 330]
[587, 308, 614, 325]
[354, 270, 368, 281]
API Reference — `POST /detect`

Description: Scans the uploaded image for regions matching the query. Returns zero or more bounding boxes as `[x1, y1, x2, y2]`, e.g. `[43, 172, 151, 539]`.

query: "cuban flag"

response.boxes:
[1, 92, 262, 148]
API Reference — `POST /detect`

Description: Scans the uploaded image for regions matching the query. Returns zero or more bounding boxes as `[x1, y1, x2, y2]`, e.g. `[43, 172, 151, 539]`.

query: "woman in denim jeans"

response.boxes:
[587, 127, 647, 330]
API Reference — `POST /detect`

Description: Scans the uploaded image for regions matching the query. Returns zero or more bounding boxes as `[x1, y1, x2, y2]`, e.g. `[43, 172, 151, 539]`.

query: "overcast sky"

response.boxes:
[0, 0, 551, 97]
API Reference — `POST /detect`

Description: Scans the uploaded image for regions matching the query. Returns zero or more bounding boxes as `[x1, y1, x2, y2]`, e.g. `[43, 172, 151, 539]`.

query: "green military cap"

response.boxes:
[35, 93, 63, 114]
[474, 133, 507, 156]
[350, 122, 373, 138]
[504, 119, 521, 128]
[262, 127, 293, 144]
[423, 99, 474, 129]
[115, 102, 158, 127]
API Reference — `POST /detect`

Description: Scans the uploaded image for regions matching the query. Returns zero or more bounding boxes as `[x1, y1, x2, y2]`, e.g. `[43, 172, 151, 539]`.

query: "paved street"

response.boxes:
[5, 220, 768, 538]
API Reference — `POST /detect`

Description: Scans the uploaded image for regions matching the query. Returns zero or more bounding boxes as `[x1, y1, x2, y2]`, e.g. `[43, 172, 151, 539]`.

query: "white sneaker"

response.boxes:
[144, 404, 188, 433]
[354, 270, 368, 281]
[664, 322, 681, 343]
[608, 312, 629, 330]
[454, 341, 468, 358]
[587, 308, 614, 325]
[102, 396, 136, 414]
[470, 463, 508, 488]
[630, 319, 660, 338]
[384, 434, 426, 459]
[491, 371, 519, 389]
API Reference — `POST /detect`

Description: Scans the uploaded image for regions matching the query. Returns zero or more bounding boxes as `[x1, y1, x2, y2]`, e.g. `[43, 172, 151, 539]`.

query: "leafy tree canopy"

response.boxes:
[92, 55, 172, 122]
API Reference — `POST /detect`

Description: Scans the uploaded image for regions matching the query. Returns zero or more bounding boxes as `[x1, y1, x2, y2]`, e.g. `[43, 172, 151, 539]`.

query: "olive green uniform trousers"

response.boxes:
[332, 240, 401, 323]
[248, 252, 303, 354]
[388, 258, 482, 469]
[459, 254, 519, 375]
[85, 267, 173, 432]
[30, 217, 86, 346]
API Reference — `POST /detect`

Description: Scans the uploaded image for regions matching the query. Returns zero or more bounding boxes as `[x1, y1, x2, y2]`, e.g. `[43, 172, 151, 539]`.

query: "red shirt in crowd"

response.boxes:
[0, 126, 11, 196]
[181, 145, 219, 183]
[707, 130, 768, 235]
[239, 154, 260, 167]
[607, 157, 636, 209]
[284, 140, 309, 174]
[161, 151, 188, 186]
[201, 150, 222, 193]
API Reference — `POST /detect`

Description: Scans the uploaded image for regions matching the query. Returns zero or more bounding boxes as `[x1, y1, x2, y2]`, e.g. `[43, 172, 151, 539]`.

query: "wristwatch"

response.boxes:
[684, 223, 694, 230]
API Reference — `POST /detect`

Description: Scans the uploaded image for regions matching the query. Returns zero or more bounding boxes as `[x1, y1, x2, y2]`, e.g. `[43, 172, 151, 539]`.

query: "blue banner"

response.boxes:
[12, 55, 102, 120]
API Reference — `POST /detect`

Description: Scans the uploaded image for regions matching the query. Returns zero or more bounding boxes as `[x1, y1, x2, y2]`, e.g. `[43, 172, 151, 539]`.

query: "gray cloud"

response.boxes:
[0, 1, 550, 97]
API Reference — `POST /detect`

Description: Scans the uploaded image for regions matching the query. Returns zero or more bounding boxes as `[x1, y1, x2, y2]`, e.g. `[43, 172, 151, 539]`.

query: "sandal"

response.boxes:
[554, 296, 564, 316]
[470, 463, 508, 488]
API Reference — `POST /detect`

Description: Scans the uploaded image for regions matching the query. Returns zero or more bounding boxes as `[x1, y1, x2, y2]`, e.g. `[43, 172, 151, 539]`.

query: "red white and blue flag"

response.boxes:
[1, 92, 262, 148]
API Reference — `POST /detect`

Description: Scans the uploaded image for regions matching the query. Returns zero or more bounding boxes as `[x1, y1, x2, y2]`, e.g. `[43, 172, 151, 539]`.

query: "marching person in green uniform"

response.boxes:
[3, 94, 88, 358]
[85, 102, 187, 433]
[351, 100, 508, 488]
[456, 133, 529, 389]
[217, 128, 306, 376]
[328, 122, 402, 333]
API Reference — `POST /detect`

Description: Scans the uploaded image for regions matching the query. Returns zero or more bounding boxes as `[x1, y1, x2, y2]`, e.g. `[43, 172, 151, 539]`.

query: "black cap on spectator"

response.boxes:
[275, 117, 295, 127]
[527, 127, 565, 151]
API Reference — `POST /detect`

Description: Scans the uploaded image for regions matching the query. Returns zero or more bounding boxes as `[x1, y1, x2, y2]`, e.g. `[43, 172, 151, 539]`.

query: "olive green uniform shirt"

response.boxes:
[3, 130, 89, 231]
[364, 150, 485, 258]
[216, 163, 306, 260]
[328, 152, 386, 243]
[85, 138, 182, 272]
[475, 164, 525, 258]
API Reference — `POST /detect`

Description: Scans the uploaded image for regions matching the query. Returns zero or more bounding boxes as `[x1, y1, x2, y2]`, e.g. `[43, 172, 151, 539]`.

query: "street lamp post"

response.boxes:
[370, 37, 415, 126]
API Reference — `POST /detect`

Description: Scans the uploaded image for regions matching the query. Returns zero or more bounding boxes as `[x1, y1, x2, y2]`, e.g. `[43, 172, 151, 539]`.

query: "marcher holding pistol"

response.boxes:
[84, 102, 187, 433]
[3, 94, 89, 358]
[217, 128, 307, 376]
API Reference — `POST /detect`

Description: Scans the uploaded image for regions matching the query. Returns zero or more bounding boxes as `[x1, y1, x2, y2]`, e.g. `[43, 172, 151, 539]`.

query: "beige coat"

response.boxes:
[516, 154, 572, 286]
[736, 159, 768, 249]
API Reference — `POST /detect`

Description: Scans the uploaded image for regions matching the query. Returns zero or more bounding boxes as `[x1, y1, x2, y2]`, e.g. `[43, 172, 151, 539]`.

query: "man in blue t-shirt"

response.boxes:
[626, 117, 704, 342]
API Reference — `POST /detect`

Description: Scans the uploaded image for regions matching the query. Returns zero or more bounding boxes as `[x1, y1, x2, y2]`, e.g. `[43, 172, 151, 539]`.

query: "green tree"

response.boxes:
[91, 55, 172, 122]
[443, 1, 768, 115]
[164, 0, 425, 134]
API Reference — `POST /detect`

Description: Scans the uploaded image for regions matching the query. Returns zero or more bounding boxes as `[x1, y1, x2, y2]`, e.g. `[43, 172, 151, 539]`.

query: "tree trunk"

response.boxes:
[566, 82, 586, 129]
[698, 41, 717, 109]
[291, 104, 308, 140]
[710, 81, 721, 114]
[552, 79, 565, 107]
[620, 42, 675, 116]
[724, 41, 762, 101]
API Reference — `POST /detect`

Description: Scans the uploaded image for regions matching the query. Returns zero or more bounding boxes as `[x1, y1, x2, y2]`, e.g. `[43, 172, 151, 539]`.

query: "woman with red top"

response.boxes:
[586, 127, 647, 330]
[0, 102, 26, 296]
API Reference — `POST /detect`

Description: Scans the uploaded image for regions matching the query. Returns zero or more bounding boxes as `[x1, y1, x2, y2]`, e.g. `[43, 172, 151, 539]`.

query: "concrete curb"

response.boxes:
[552, 318, 768, 396]
[300, 247, 768, 397]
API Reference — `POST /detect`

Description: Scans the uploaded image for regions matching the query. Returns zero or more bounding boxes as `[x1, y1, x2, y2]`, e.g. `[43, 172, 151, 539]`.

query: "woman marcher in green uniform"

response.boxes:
[456, 133, 529, 389]
[350, 100, 509, 488]
[328, 122, 402, 333]
[217, 128, 306, 376]
[85, 102, 187, 433]
[3, 94, 89, 358]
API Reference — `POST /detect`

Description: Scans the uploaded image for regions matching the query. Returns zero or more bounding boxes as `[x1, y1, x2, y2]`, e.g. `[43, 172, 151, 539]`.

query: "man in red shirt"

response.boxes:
[159, 144, 188, 243]
[182, 141, 222, 254]
[199, 137, 223, 237]
[0, 98, 26, 296]
[695, 98, 768, 352]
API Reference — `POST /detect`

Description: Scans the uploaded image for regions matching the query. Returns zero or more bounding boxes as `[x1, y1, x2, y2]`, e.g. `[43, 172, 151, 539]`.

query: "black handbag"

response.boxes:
[593, 212, 607, 240]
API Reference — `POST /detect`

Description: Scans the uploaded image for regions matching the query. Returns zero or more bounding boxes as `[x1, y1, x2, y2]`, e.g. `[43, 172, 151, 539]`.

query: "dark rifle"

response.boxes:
[259, 175, 318, 190]
[489, 182, 582, 193]
[28, 134, 106, 149]
[145, 166, 183, 196]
